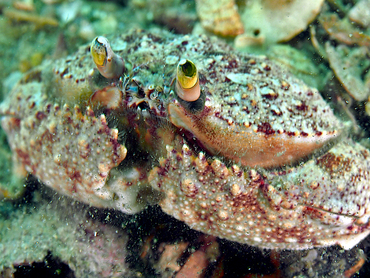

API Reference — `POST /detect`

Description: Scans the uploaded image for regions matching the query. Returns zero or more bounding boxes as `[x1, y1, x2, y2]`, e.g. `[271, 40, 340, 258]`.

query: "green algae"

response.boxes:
[0, 187, 132, 277]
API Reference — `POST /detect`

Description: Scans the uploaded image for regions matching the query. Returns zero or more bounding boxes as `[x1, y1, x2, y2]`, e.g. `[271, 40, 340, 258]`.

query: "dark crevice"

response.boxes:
[14, 251, 74, 278]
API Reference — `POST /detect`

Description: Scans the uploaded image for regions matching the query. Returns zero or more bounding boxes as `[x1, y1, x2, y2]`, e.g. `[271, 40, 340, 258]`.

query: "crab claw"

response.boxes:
[149, 139, 370, 250]
[91, 36, 125, 79]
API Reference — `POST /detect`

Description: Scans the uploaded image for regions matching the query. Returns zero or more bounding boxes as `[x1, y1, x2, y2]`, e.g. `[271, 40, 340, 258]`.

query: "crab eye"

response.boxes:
[90, 36, 125, 79]
[176, 59, 201, 102]
[177, 59, 198, 89]
[91, 37, 107, 67]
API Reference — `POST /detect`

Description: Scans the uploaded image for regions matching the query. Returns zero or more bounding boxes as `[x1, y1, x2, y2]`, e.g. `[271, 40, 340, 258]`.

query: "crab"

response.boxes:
[1, 29, 370, 250]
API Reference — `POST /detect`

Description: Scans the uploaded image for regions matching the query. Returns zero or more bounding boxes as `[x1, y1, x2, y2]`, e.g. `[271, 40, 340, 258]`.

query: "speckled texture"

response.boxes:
[280, 247, 366, 278]
[1, 29, 369, 250]
[0, 81, 127, 209]
[149, 139, 370, 249]
[0, 188, 132, 278]
[43, 28, 342, 168]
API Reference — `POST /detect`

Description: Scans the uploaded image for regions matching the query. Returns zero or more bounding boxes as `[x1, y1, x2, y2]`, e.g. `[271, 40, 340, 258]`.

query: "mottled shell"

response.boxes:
[0, 82, 127, 208]
[149, 140, 370, 249]
[1, 29, 369, 250]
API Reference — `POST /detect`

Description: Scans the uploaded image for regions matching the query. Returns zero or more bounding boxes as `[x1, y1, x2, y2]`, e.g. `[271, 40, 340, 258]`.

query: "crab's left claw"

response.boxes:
[91, 36, 125, 79]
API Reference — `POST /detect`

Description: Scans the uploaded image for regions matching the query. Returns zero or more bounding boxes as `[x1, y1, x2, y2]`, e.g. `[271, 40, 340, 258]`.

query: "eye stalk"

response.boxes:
[91, 36, 125, 79]
[176, 59, 201, 102]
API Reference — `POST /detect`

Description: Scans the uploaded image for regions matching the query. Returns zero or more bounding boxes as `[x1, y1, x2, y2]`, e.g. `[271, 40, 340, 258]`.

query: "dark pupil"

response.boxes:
[99, 45, 106, 55]
[181, 61, 195, 77]
[93, 39, 105, 55]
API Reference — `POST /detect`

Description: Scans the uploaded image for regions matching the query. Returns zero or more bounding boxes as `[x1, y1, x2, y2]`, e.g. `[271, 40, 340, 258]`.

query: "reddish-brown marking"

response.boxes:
[316, 153, 351, 174]
[15, 148, 31, 166]
[69, 170, 83, 183]
[257, 123, 275, 135]
[36, 111, 47, 120]
[262, 92, 279, 100]
[296, 101, 308, 112]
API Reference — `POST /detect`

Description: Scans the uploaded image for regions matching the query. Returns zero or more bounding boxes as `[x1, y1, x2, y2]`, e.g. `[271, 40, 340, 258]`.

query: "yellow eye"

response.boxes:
[176, 59, 201, 102]
[90, 36, 125, 79]
[177, 59, 198, 89]
[91, 37, 107, 67]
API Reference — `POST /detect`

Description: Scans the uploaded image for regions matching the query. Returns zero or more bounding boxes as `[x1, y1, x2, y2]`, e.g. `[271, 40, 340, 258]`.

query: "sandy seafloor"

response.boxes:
[1, 0, 370, 277]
